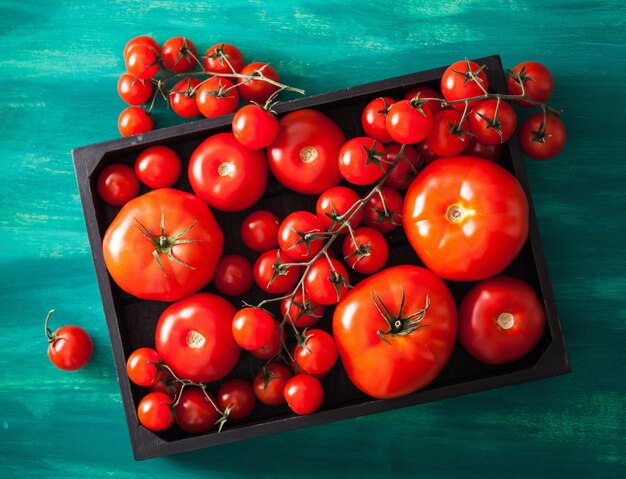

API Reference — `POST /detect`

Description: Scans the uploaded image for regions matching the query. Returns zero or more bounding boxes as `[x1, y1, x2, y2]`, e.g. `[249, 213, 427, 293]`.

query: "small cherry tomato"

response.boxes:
[45, 310, 93, 371]
[338, 137, 388, 186]
[240, 210, 280, 252]
[441, 59, 489, 111]
[284, 373, 324, 415]
[217, 379, 256, 420]
[169, 77, 202, 118]
[316, 186, 363, 234]
[294, 329, 338, 376]
[137, 392, 174, 431]
[254, 249, 301, 294]
[126, 347, 164, 387]
[518, 113, 566, 160]
[386, 99, 433, 144]
[415, 140, 440, 164]
[237, 62, 280, 104]
[123, 35, 160, 60]
[281, 289, 324, 329]
[424, 109, 470, 157]
[97, 163, 140, 206]
[134, 145, 181, 189]
[250, 319, 284, 360]
[304, 257, 350, 306]
[403, 86, 444, 114]
[363, 186, 403, 233]
[213, 254, 254, 297]
[278, 211, 325, 261]
[232, 104, 279, 149]
[117, 73, 153, 105]
[383, 143, 421, 190]
[232, 307, 275, 351]
[118, 106, 154, 137]
[148, 373, 182, 399]
[125, 43, 159, 80]
[507, 61, 554, 107]
[174, 387, 219, 434]
[203, 43, 245, 74]
[196, 77, 240, 119]
[161, 37, 198, 72]
[342, 226, 389, 274]
[361, 97, 395, 143]
[468, 99, 517, 145]
[462, 137, 504, 163]
[253, 363, 293, 406]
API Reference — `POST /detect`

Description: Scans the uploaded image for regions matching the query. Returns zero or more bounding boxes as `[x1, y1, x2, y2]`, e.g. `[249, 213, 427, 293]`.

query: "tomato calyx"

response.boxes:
[268, 251, 293, 287]
[408, 94, 430, 117]
[452, 58, 488, 88]
[259, 365, 282, 391]
[475, 110, 504, 140]
[328, 267, 351, 302]
[288, 228, 327, 256]
[171, 38, 197, 68]
[344, 240, 372, 265]
[362, 141, 386, 171]
[447, 120, 473, 140]
[372, 290, 431, 345]
[204, 43, 229, 64]
[288, 297, 323, 324]
[529, 112, 552, 144]
[507, 65, 534, 88]
[377, 97, 393, 115]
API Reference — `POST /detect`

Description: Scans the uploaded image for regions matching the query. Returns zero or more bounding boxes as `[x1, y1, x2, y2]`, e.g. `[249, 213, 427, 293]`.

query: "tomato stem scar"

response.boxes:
[299, 146, 318, 163]
[446, 204, 466, 223]
[497, 312, 515, 330]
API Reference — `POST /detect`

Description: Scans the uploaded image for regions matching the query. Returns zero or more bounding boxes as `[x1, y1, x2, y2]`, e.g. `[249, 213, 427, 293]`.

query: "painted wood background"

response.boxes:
[1, 0, 624, 477]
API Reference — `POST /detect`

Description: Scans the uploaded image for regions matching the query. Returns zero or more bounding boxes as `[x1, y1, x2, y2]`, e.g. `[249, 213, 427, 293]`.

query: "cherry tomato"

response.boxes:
[416, 140, 440, 164]
[118, 106, 154, 137]
[196, 77, 240, 118]
[423, 109, 469, 157]
[125, 43, 159, 80]
[189, 132, 268, 212]
[161, 37, 197, 73]
[342, 226, 389, 274]
[294, 329, 337, 376]
[45, 310, 93, 371]
[403, 156, 529, 281]
[240, 210, 280, 252]
[174, 387, 218, 434]
[117, 73, 153, 105]
[97, 163, 140, 206]
[363, 186, 403, 233]
[232, 104, 279, 149]
[386, 99, 433, 144]
[169, 77, 201, 119]
[148, 373, 182, 399]
[316, 186, 363, 234]
[280, 289, 324, 328]
[462, 137, 504, 163]
[134, 145, 181, 189]
[383, 143, 420, 190]
[304, 257, 350, 306]
[126, 347, 164, 387]
[232, 307, 275, 351]
[403, 86, 444, 114]
[518, 113, 566, 160]
[155, 293, 240, 383]
[254, 249, 301, 294]
[338, 137, 388, 186]
[203, 43, 245, 74]
[507, 61, 554, 107]
[468, 99, 517, 145]
[441, 59, 489, 111]
[217, 379, 256, 420]
[237, 62, 280, 104]
[459, 276, 546, 364]
[253, 363, 293, 406]
[123, 35, 160, 60]
[137, 392, 174, 431]
[213, 254, 254, 297]
[361, 97, 395, 143]
[284, 373, 324, 415]
[250, 319, 284, 360]
[267, 109, 345, 195]
[278, 211, 325, 261]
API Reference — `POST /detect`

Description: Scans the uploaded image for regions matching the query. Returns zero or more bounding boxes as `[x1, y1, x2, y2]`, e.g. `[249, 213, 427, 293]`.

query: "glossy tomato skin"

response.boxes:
[126, 347, 163, 387]
[189, 132, 268, 212]
[468, 99, 517, 145]
[342, 226, 389, 274]
[137, 392, 174, 431]
[213, 254, 254, 297]
[135, 145, 181, 189]
[174, 387, 219, 434]
[253, 363, 292, 406]
[278, 211, 325, 261]
[169, 77, 202, 119]
[196, 77, 240, 118]
[47, 325, 93, 371]
[316, 186, 363, 234]
[232, 307, 275, 351]
[249, 319, 283, 359]
[240, 210, 280, 252]
[118, 106, 153, 137]
[361, 97, 395, 143]
[507, 61, 554, 107]
[518, 113, 566, 160]
[386, 100, 433, 144]
[117, 73, 153, 105]
[462, 137, 504, 163]
[338, 137, 388, 186]
[441, 60, 489, 111]
[284, 373, 324, 415]
[363, 186, 403, 233]
[459, 276, 546, 365]
[155, 293, 240, 383]
[217, 379, 256, 420]
[294, 329, 338, 376]
[424, 109, 469, 157]
[97, 163, 140, 206]
[333, 265, 457, 399]
[281, 289, 324, 328]
[161, 37, 197, 73]
[203, 43, 245, 74]
[125, 44, 159, 80]
[403, 86, 444, 114]
[304, 257, 350, 305]
[403, 156, 529, 281]
[267, 109, 345, 195]
[232, 104, 279, 149]
[123, 35, 160, 60]
[383, 143, 420, 190]
[103, 188, 223, 301]
[237, 62, 280, 104]
[254, 249, 301, 294]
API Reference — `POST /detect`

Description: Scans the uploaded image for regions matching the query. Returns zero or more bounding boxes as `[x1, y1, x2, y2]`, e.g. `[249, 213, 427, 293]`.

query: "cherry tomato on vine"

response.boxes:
[217, 379, 256, 420]
[174, 387, 219, 434]
[363, 186, 403, 233]
[203, 43, 245, 74]
[118, 106, 154, 137]
[125, 43, 159, 80]
[518, 113, 566, 160]
[280, 289, 324, 328]
[126, 347, 164, 387]
[196, 77, 240, 119]
[134, 145, 181, 189]
[137, 392, 174, 431]
[459, 276, 546, 364]
[294, 329, 338, 376]
[462, 137, 504, 163]
[117, 73, 153, 105]
[507, 61, 554, 107]
[342, 226, 389, 274]
[240, 210, 280, 252]
[338, 137, 388, 186]
[284, 373, 324, 415]
[403, 86, 444, 114]
[232, 307, 275, 351]
[213, 254, 254, 297]
[278, 211, 325, 261]
[316, 186, 363, 234]
[169, 77, 201, 119]
[250, 319, 284, 360]
[123, 35, 160, 60]
[304, 257, 350, 306]
[361, 97, 395, 143]
[253, 363, 293, 406]
[468, 99, 517, 145]
[383, 143, 420, 190]
[386, 99, 433, 144]
[45, 310, 93, 371]
[97, 163, 140, 206]
[254, 249, 302, 294]
[423, 109, 469, 157]
[232, 104, 279, 149]
[441, 59, 489, 111]
[161, 37, 197, 73]
[148, 373, 182, 399]
[237, 62, 280, 104]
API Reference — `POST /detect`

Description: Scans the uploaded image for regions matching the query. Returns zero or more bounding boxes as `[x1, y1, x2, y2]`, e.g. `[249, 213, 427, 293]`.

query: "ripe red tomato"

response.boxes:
[118, 106, 154, 137]
[102, 188, 223, 301]
[338, 137, 388, 186]
[253, 363, 293, 406]
[45, 310, 93, 371]
[232, 307, 275, 351]
[280, 289, 324, 328]
[403, 156, 529, 281]
[459, 276, 546, 365]
[415, 140, 440, 164]
[117, 73, 153, 105]
[363, 186, 403, 233]
[196, 77, 240, 118]
[189, 132, 268, 212]
[217, 379, 256, 420]
[423, 109, 469, 157]
[468, 99, 517, 145]
[507, 61, 554, 107]
[342, 226, 389, 274]
[383, 143, 420, 190]
[134, 145, 181, 189]
[333, 265, 457, 399]
[361, 97, 395, 143]
[254, 249, 301, 294]
[174, 387, 219, 434]
[403, 86, 444, 114]
[161, 37, 197, 72]
[126, 347, 163, 387]
[284, 373, 324, 415]
[137, 392, 174, 431]
[316, 186, 363, 234]
[240, 210, 280, 252]
[462, 137, 504, 163]
[518, 113, 566, 160]
[232, 104, 279, 149]
[278, 211, 325, 261]
[441, 59, 489, 111]
[267, 109, 345, 194]
[203, 43, 245, 74]
[237, 62, 280, 104]
[148, 373, 182, 399]
[155, 293, 240, 383]
[125, 44, 159, 80]
[304, 257, 350, 305]
[386, 99, 433, 144]
[213, 254, 254, 297]
[250, 319, 283, 359]
[123, 35, 160, 60]
[294, 329, 338, 376]
[97, 163, 140, 206]
[169, 77, 201, 118]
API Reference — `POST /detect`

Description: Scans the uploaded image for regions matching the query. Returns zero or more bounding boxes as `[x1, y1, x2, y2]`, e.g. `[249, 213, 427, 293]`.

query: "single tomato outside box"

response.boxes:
[72, 55, 569, 460]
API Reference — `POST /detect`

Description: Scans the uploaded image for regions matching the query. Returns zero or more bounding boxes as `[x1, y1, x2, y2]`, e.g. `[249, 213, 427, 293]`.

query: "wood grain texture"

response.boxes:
[0, 0, 624, 477]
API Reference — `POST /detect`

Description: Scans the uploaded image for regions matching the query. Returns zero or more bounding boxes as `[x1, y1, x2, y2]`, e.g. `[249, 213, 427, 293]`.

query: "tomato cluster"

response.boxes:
[95, 56, 563, 434]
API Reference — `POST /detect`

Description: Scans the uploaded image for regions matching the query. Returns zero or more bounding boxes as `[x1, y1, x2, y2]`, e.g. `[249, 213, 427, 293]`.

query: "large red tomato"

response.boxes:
[102, 188, 223, 301]
[403, 156, 529, 281]
[333, 265, 457, 399]
[155, 293, 241, 383]
[267, 109, 345, 194]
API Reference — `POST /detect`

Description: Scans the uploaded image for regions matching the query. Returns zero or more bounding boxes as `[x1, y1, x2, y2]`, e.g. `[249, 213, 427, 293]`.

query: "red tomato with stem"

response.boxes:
[117, 73, 153, 105]
[361, 97, 395, 143]
[294, 329, 337, 376]
[424, 109, 470, 157]
[196, 77, 240, 118]
[518, 113, 566, 160]
[304, 257, 350, 305]
[126, 347, 164, 387]
[459, 276, 546, 364]
[441, 59, 489, 111]
[155, 293, 240, 383]
[102, 188, 223, 301]
[213, 254, 254, 297]
[316, 186, 363, 234]
[118, 106, 153, 137]
[217, 379, 256, 420]
[507, 61, 554, 107]
[169, 77, 201, 119]
[281, 289, 324, 328]
[97, 163, 140, 206]
[403, 156, 529, 281]
[338, 137, 388, 186]
[125, 43, 159, 80]
[240, 210, 280, 252]
[135, 145, 181, 189]
[174, 387, 219, 434]
[468, 99, 517, 145]
[232, 307, 275, 351]
[254, 249, 302, 294]
[189, 132, 268, 212]
[123, 35, 160, 60]
[462, 137, 504, 163]
[363, 186, 403, 233]
[250, 319, 284, 360]
[253, 363, 293, 406]
[267, 109, 345, 195]
[161, 37, 198, 72]
[203, 43, 245, 74]
[284, 373, 324, 415]
[232, 104, 279, 149]
[386, 99, 433, 144]
[383, 143, 420, 190]
[148, 373, 182, 399]
[333, 265, 457, 399]
[237, 62, 280, 104]
[137, 392, 174, 431]
[342, 226, 389, 274]
[278, 211, 325, 261]
[45, 310, 93, 371]
[403, 86, 444, 114]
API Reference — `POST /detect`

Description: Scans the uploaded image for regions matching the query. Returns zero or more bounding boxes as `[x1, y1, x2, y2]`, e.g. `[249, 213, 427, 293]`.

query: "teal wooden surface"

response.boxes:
[1, 0, 624, 477]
